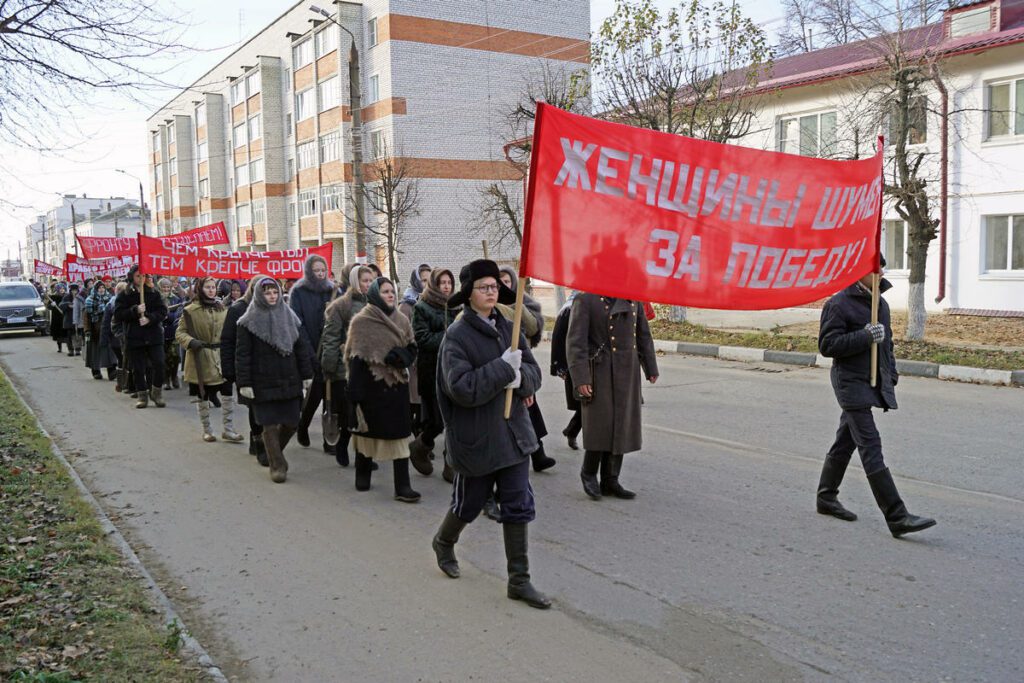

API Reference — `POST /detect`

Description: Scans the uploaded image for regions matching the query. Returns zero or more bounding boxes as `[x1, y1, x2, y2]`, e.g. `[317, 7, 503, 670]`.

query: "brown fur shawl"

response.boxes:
[344, 303, 414, 387]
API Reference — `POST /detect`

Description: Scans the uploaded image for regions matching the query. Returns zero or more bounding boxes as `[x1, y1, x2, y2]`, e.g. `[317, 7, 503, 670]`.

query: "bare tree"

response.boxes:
[348, 138, 421, 282]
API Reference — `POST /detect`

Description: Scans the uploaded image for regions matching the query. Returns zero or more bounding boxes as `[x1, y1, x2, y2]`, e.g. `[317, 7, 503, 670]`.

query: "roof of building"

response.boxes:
[752, 0, 1024, 93]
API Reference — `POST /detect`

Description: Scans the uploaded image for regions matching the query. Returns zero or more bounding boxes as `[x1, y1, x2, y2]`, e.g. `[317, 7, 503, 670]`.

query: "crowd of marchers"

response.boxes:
[27, 252, 934, 609]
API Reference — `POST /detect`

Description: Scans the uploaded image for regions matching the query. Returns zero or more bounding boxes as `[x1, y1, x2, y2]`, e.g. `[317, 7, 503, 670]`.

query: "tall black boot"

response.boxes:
[409, 435, 434, 476]
[503, 523, 551, 609]
[392, 458, 421, 503]
[262, 425, 288, 484]
[817, 457, 857, 521]
[601, 453, 636, 499]
[530, 442, 557, 472]
[253, 433, 269, 467]
[867, 468, 936, 538]
[432, 511, 467, 578]
[354, 452, 372, 491]
[580, 451, 602, 500]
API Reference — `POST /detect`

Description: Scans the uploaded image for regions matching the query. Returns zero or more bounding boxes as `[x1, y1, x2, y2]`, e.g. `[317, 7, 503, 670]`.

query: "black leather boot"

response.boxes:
[601, 453, 636, 499]
[432, 511, 466, 578]
[354, 452, 372, 491]
[408, 436, 434, 476]
[503, 523, 551, 609]
[580, 451, 602, 500]
[530, 442, 557, 472]
[254, 434, 269, 468]
[262, 425, 288, 484]
[867, 468, 936, 538]
[393, 458, 421, 503]
[817, 457, 857, 521]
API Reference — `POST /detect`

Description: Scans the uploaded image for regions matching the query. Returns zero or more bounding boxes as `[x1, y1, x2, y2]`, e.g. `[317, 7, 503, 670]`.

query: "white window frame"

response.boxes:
[284, 67, 291, 92]
[237, 203, 252, 227]
[298, 189, 317, 217]
[368, 74, 380, 104]
[286, 112, 293, 136]
[292, 39, 313, 68]
[319, 131, 342, 163]
[252, 199, 266, 225]
[286, 157, 295, 180]
[235, 163, 249, 187]
[982, 214, 1024, 274]
[295, 88, 315, 121]
[249, 158, 264, 183]
[777, 110, 838, 158]
[370, 129, 386, 159]
[882, 219, 909, 273]
[166, 125, 175, 144]
[318, 76, 340, 112]
[232, 122, 247, 148]
[197, 141, 208, 162]
[230, 80, 244, 106]
[985, 78, 1024, 140]
[315, 27, 337, 57]
[195, 103, 207, 128]
[287, 202, 296, 225]
[321, 184, 343, 212]
[297, 140, 317, 169]
[246, 71, 261, 97]
[368, 18, 378, 47]
[169, 156, 177, 178]
[151, 131, 160, 152]
[247, 114, 262, 141]
[949, 7, 991, 38]
[198, 178, 210, 199]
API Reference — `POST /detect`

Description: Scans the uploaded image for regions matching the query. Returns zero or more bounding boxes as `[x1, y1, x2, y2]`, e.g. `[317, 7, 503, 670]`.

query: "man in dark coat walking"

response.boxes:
[430, 259, 551, 609]
[567, 293, 658, 500]
[816, 257, 936, 538]
[289, 253, 335, 452]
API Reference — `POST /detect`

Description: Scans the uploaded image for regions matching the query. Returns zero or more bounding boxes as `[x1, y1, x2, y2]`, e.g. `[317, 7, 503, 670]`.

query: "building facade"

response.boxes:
[26, 195, 142, 275]
[736, 0, 1024, 313]
[146, 0, 590, 278]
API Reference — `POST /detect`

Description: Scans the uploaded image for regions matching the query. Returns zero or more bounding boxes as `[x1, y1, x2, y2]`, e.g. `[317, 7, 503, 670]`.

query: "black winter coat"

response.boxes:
[234, 326, 314, 403]
[437, 310, 541, 477]
[113, 286, 167, 349]
[100, 302, 118, 351]
[818, 281, 898, 411]
[549, 304, 579, 410]
[219, 299, 247, 385]
[412, 299, 457, 394]
[288, 284, 332, 366]
[59, 294, 76, 330]
[346, 356, 414, 440]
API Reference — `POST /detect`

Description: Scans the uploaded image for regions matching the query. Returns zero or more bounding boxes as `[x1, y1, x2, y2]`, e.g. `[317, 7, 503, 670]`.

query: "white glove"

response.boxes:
[505, 366, 522, 389]
[501, 347, 522, 373]
[864, 323, 885, 343]
[303, 379, 313, 393]
[239, 387, 254, 399]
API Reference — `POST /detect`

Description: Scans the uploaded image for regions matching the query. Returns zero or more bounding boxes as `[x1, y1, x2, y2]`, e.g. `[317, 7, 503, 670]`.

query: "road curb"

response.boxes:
[2, 368, 229, 683]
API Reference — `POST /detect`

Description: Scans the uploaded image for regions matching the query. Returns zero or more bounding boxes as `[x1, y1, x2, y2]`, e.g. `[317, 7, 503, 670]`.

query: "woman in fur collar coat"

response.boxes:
[289, 253, 336, 454]
[344, 277, 420, 502]
[236, 277, 314, 483]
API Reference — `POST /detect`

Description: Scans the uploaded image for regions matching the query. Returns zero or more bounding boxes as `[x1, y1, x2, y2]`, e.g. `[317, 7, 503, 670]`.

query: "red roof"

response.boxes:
[751, 0, 1024, 93]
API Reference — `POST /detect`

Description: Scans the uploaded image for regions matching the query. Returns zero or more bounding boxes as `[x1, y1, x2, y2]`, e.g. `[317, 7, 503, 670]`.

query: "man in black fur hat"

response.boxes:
[430, 259, 551, 609]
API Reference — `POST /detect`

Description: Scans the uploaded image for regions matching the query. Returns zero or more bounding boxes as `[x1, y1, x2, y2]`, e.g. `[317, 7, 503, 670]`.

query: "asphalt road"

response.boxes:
[2, 332, 1022, 682]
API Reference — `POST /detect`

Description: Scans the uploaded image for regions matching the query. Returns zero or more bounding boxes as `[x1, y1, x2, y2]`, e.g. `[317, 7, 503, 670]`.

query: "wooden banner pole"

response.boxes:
[502, 283, 526, 419]
[869, 273, 880, 388]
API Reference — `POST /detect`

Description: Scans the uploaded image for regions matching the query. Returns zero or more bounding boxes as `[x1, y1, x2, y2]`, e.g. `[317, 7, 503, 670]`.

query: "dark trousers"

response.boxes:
[298, 375, 325, 432]
[327, 379, 352, 454]
[128, 344, 165, 392]
[564, 409, 582, 439]
[451, 459, 535, 524]
[419, 385, 444, 449]
[825, 408, 886, 476]
[247, 405, 263, 436]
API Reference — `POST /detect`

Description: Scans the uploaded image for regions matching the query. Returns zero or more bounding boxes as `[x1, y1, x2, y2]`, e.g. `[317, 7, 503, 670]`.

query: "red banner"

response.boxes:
[520, 104, 883, 310]
[76, 222, 229, 259]
[137, 236, 332, 279]
[34, 260, 63, 276]
[63, 254, 135, 282]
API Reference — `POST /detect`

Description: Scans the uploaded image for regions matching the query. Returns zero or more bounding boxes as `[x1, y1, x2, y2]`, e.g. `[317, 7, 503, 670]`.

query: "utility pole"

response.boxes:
[116, 169, 147, 237]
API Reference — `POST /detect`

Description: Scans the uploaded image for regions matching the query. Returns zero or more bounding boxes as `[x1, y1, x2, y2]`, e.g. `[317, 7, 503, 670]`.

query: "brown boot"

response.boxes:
[263, 425, 289, 483]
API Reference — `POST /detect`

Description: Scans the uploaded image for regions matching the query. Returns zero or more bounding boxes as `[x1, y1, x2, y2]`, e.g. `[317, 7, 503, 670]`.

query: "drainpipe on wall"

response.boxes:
[931, 62, 949, 304]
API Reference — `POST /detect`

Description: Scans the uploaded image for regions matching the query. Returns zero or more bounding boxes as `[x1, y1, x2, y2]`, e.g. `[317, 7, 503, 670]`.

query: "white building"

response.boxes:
[146, 0, 590, 277]
[32, 195, 142, 272]
[736, 0, 1024, 314]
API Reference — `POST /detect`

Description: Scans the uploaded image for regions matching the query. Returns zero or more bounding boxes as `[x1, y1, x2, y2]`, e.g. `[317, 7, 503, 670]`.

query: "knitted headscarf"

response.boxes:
[193, 276, 224, 310]
[344, 277, 414, 387]
[420, 267, 457, 309]
[237, 277, 302, 356]
[367, 277, 395, 315]
[292, 254, 334, 294]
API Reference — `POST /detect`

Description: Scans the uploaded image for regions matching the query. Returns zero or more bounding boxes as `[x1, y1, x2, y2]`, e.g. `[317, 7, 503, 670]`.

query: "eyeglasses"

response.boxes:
[473, 284, 499, 293]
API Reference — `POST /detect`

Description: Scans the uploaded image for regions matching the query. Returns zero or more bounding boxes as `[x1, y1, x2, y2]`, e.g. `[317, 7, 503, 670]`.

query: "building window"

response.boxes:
[248, 114, 262, 141]
[197, 141, 208, 162]
[286, 157, 295, 179]
[318, 76, 340, 111]
[284, 67, 291, 92]
[230, 80, 244, 105]
[169, 157, 177, 178]
[232, 122, 247, 147]
[950, 7, 992, 38]
[235, 163, 249, 187]
[882, 219, 908, 271]
[888, 97, 928, 145]
[315, 28, 337, 57]
[986, 79, 1024, 138]
[196, 103, 207, 128]
[250, 158, 264, 183]
[286, 112, 293, 135]
[295, 88, 315, 121]
[319, 131, 341, 163]
[777, 111, 837, 158]
[155, 164, 163, 185]
[198, 178, 210, 199]
[152, 131, 160, 151]
[252, 199, 266, 224]
[297, 140, 317, 169]
[299, 189, 317, 217]
[246, 71, 261, 97]
[167, 126, 175, 144]
[370, 130, 386, 159]
[368, 74, 380, 103]
[155, 194, 164, 214]
[321, 184, 343, 212]
[237, 203, 251, 227]
[293, 39, 313, 68]
[983, 215, 1024, 272]
[368, 18, 378, 47]
[287, 202, 296, 225]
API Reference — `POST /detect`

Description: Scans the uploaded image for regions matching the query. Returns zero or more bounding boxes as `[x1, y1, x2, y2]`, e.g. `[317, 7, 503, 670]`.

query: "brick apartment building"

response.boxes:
[146, 0, 590, 276]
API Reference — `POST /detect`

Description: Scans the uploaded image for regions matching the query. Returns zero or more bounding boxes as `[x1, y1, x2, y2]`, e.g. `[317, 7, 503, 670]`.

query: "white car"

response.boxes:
[0, 282, 48, 335]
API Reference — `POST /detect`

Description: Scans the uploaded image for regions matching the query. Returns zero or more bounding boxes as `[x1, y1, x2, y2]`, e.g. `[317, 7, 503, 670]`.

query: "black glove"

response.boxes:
[188, 338, 203, 351]
[384, 347, 414, 369]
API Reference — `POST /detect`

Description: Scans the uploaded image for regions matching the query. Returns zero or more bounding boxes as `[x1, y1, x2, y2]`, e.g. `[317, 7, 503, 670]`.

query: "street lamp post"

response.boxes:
[116, 169, 147, 237]
[310, 4, 366, 261]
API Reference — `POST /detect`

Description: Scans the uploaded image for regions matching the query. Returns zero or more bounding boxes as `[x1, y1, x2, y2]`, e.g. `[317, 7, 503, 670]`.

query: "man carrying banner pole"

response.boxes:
[816, 255, 936, 538]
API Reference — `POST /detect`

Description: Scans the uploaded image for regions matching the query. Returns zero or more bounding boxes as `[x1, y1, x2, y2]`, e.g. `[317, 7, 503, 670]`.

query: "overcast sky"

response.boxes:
[0, 0, 783, 258]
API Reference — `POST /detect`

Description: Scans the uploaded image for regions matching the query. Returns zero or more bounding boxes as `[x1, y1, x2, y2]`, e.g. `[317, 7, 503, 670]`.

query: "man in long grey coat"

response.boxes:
[567, 294, 658, 500]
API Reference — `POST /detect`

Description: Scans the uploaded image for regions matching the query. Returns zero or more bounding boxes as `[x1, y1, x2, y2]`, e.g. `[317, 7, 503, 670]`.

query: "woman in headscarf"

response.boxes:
[498, 266, 556, 473]
[236, 277, 313, 483]
[222, 274, 269, 466]
[319, 264, 374, 468]
[84, 281, 115, 380]
[289, 254, 335, 455]
[158, 278, 185, 390]
[177, 277, 243, 444]
[344, 277, 420, 502]
[399, 264, 431, 435]
[60, 284, 80, 356]
[103, 282, 127, 389]
[410, 267, 459, 480]
[114, 266, 169, 408]
[46, 282, 68, 353]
